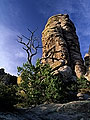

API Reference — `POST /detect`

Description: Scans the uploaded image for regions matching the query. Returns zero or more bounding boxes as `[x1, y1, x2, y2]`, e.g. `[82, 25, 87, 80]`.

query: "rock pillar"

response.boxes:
[42, 14, 85, 78]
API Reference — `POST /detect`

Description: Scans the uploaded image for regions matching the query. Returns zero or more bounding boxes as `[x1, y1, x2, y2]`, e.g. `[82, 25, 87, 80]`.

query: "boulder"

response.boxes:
[77, 92, 90, 100]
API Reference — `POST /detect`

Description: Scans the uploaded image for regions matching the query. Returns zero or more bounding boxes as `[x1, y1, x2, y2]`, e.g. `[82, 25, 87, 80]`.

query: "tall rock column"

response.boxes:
[42, 14, 85, 78]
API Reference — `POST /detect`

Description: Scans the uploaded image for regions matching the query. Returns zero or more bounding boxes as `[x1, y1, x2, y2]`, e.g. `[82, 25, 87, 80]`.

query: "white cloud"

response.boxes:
[15, 51, 26, 58]
[0, 24, 26, 75]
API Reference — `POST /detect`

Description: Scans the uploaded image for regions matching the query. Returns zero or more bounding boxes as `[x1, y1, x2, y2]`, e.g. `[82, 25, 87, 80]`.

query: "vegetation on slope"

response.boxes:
[0, 60, 90, 110]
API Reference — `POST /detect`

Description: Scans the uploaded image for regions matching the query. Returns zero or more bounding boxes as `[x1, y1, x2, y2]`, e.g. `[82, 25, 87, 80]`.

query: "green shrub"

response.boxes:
[77, 76, 90, 93]
[17, 59, 77, 107]
[0, 82, 18, 111]
[77, 76, 90, 90]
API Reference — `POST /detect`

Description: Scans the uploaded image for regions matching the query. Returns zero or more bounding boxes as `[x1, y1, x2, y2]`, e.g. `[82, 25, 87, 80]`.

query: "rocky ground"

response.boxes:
[0, 100, 90, 120]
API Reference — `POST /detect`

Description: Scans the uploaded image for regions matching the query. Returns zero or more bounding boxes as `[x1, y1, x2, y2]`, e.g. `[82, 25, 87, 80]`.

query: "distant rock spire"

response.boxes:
[84, 45, 90, 81]
[88, 45, 90, 55]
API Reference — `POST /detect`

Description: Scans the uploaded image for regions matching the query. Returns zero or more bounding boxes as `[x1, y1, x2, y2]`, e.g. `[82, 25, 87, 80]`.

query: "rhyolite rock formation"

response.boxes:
[84, 46, 90, 81]
[42, 14, 85, 79]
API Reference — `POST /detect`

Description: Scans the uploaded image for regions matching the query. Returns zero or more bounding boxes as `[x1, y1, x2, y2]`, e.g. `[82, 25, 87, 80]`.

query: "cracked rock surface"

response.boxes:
[42, 14, 85, 78]
[0, 101, 90, 120]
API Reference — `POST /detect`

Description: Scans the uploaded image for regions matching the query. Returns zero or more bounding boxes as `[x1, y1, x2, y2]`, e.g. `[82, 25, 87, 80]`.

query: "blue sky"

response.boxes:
[0, 0, 90, 75]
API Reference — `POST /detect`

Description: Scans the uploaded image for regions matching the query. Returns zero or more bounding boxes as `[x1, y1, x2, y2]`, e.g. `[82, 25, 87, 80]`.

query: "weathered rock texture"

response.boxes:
[0, 101, 90, 120]
[84, 46, 90, 81]
[42, 14, 85, 78]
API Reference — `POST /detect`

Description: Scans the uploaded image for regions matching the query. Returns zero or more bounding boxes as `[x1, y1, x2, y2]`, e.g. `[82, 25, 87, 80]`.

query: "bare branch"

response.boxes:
[17, 35, 22, 40]
[17, 36, 30, 49]
[33, 27, 38, 33]
[23, 47, 27, 51]
[27, 27, 38, 34]
[21, 34, 30, 40]
[17, 28, 42, 64]
[27, 28, 33, 34]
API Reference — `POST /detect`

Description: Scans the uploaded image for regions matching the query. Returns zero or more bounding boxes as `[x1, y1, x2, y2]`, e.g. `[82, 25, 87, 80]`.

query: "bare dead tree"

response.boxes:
[17, 28, 42, 64]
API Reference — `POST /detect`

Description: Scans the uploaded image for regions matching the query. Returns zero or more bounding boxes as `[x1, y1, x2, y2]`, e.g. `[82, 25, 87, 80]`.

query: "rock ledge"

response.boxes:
[0, 101, 90, 120]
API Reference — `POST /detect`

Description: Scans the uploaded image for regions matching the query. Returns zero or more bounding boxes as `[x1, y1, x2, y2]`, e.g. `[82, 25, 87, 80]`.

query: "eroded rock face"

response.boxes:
[84, 46, 90, 81]
[42, 14, 85, 78]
